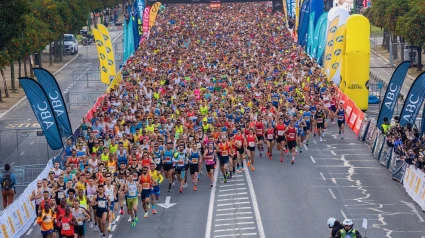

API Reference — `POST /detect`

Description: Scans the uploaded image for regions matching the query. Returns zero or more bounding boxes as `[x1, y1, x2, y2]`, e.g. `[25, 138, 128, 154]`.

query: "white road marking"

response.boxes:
[205, 163, 219, 238]
[220, 179, 244, 183]
[216, 201, 250, 207]
[33, 220, 37, 226]
[115, 215, 120, 222]
[320, 172, 326, 181]
[328, 188, 336, 199]
[219, 183, 245, 187]
[341, 210, 347, 219]
[217, 197, 249, 202]
[303, 144, 308, 151]
[214, 233, 258, 237]
[401, 201, 425, 222]
[218, 192, 248, 197]
[215, 227, 256, 232]
[313, 141, 317, 145]
[310, 156, 316, 164]
[108, 235, 113, 238]
[330, 150, 336, 155]
[216, 211, 253, 216]
[219, 187, 246, 192]
[10, 162, 15, 166]
[244, 161, 266, 238]
[26, 228, 33, 235]
[216, 207, 252, 212]
[111, 224, 117, 231]
[30, 141, 34, 145]
[215, 216, 253, 222]
[331, 178, 337, 184]
[214, 222, 255, 227]
[21, 151, 25, 155]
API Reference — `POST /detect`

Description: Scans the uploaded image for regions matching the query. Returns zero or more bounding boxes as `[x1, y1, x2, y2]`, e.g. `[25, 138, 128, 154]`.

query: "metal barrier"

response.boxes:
[0, 129, 55, 167]
[365, 122, 378, 150]
[72, 70, 102, 87]
[63, 91, 105, 111]
[379, 142, 392, 169]
[11, 165, 47, 186]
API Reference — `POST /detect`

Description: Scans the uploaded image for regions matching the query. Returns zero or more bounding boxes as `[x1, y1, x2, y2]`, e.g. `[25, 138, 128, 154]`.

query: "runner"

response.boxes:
[150, 162, 163, 214]
[139, 166, 152, 218]
[285, 119, 298, 164]
[246, 128, 259, 171]
[337, 102, 345, 139]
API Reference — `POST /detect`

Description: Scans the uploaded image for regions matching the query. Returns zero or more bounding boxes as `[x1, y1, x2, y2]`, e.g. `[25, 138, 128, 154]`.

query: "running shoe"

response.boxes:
[314, 133, 316, 137]
[332, 121, 335, 125]
[194, 185, 197, 191]
[306, 141, 309, 146]
[179, 187, 183, 193]
[280, 157, 283, 162]
[300, 149, 302, 154]
[341, 136, 344, 140]
[120, 209, 124, 215]
[95, 225, 99, 231]
[127, 217, 132, 222]
[89, 221, 94, 228]
[251, 166, 255, 171]
[210, 181, 213, 187]
[152, 209, 157, 214]
[260, 153, 262, 158]
[269, 155, 272, 160]
[224, 178, 227, 183]
[198, 174, 201, 180]
[172, 181, 175, 187]
[144, 212, 148, 218]
[147, 203, 151, 210]
[183, 183, 188, 188]
[229, 173, 232, 179]
[285, 149, 289, 153]
[247, 161, 251, 167]
[168, 189, 171, 193]
[107, 224, 112, 231]
[135, 216, 138, 222]
[131, 221, 136, 228]
[320, 137, 323, 141]
[291, 158, 295, 164]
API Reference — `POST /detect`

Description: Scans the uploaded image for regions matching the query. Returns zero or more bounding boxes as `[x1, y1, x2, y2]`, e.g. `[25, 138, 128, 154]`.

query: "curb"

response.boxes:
[0, 53, 80, 120]
[371, 48, 416, 81]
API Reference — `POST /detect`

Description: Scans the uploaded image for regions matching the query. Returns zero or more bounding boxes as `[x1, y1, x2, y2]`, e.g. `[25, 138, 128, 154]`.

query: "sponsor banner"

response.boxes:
[403, 165, 425, 211]
[344, 97, 354, 122]
[97, 24, 117, 77]
[33, 68, 73, 137]
[399, 72, 425, 126]
[323, 16, 339, 69]
[297, 0, 310, 47]
[19, 78, 63, 150]
[377, 61, 410, 129]
[306, 11, 315, 54]
[311, 12, 327, 59]
[142, 6, 151, 40]
[149, 2, 162, 28]
[353, 107, 364, 135]
[348, 105, 359, 130]
[329, 24, 346, 82]
[92, 29, 111, 84]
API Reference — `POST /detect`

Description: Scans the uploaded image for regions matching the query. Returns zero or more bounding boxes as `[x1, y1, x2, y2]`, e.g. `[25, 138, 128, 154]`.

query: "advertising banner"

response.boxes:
[92, 28, 111, 84]
[399, 72, 425, 126]
[97, 24, 117, 77]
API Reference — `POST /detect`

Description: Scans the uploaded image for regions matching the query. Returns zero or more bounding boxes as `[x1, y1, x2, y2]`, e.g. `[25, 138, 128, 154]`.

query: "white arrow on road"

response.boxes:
[157, 196, 176, 209]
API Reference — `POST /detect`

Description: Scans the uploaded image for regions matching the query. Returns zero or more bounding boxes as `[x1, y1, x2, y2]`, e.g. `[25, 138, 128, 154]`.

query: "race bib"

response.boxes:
[221, 150, 228, 156]
[338, 116, 344, 121]
[249, 142, 255, 147]
[154, 158, 161, 164]
[192, 158, 198, 164]
[142, 183, 150, 189]
[317, 118, 323, 123]
[129, 190, 136, 197]
[197, 143, 202, 149]
[58, 191, 65, 199]
[278, 131, 284, 136]
[44, 215, 52, 223]
[267, 134, 274, 140]
[98, 200, 106, 208]
[288, 133, 295, 139]
[236, 141, 242, 147]
[63, 223, 70, 231]
[165, 157, 171, 162]
[256, 129, 262, 134]
[177, 160, 185, 166]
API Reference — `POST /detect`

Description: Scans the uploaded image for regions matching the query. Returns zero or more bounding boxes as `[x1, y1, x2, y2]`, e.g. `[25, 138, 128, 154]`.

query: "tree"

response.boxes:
[0, 1, 28, 51]
[397, 0, 425, 70]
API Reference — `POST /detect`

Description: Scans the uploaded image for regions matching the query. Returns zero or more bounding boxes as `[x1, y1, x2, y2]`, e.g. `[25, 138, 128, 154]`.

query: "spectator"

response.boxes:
[0, 164, 16, 208]
[382, 117, 391, 134]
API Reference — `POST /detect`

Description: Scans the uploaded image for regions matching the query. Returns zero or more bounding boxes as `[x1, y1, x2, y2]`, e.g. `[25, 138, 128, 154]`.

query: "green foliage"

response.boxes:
[396, 1, 425, 47]
[0, 0, 115, 69]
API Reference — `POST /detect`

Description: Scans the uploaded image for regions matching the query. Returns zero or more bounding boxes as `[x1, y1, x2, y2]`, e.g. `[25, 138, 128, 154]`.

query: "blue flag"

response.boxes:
[376, 61, 410, 129]
[316, 18, 328, 65]
[307, 11, 315, 55]
[311, 12, 328, 59]
[297, 0, 311, 47]
[19, 77, 64, 150]
[33, 68, 72, 137]
[399, 72, 425, 126]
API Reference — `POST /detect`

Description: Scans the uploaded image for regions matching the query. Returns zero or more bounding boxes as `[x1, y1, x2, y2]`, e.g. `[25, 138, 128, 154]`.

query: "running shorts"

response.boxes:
[237, 147, 245, 155]
[155, 164, 162, 172]
[231, 154, 237, 161]
[317, 122, 325, 129]
[109, 201, 115, 211]
[256, 135, 264, 141]
[41, 230, 55, 237]
[219, 155, 229, 165]
[74, 225, 85, 237]
[96, 208, 107, 218]
[206, 164, 215, 173]
[163, 163, 173, 172]
[141, 189, 151, 201]
[247, 146, 255, 151]
[189, 164, 199, 175]
[151, 186, 160, 197]
[287, 140, 297, 150]
[175, 168, 183, 174]
[276, 136, 286, 143]
[127, 197, 138, 208]
[338, 120, 345, 128]
[330, 105, 337, 112]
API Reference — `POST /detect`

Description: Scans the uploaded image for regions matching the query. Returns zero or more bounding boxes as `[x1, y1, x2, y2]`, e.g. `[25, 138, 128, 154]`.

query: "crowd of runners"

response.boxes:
[30, 2, 347, 238]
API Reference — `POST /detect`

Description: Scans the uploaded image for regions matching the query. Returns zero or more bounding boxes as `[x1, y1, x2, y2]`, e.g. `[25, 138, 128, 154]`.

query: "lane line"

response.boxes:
[26, 228, 33, 235]
[216, 212, 253, 216]
[215, 227, 256, 232]
[111, 224, 117, 231]
[341, 210, 347, 219]
[216, 207, 252, 212]
[214, 222, 255, 227]
[115, 215, 120, 222]
[21, 151, 25, 155]
[331, 178, 337, 184]
[328, 188, 336, 199]
[331, 150, 336, 155]
[215, 216, 254, 222]
[310, 156, 316, 164]
[244, 162, 266, 238]
[216, 201, 251, 207]
[303, 144, 309, 151]
[219, 188, 247, 192]
[214, 233, 258, 238]
[205, 163, 219, 238]
[217, 197, 249, 202]
[320, 172, 326, 181]
[220, 183, 245, 187]
[218, 192, 248, 197]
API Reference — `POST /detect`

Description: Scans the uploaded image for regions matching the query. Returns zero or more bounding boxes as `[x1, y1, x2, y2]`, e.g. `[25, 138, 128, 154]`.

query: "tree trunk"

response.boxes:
[383, 30, 390, 50]
[392, 34, 398, 60]
[38, 50, 42, 68]
[417, 46, 423, 71]
[1, 68, 9, 98]
[60, 36, 63, 62]
[10, 63, 16, 92]
[54, 40, 58, 62]
[29, 54, 34, 78]
[23, 55, 28, 77]
[18, 58, 22, 88]
[49, 42, 53, 66]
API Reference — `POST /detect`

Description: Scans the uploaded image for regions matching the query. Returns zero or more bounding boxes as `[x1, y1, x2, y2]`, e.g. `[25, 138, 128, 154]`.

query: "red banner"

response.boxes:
[348, 106, 359, 129]
[344, 98, 354, 122]
[353, 107, 365, 135]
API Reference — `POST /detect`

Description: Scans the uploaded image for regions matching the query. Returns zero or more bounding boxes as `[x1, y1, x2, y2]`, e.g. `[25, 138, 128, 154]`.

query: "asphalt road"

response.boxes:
[23, 123, 425, 238]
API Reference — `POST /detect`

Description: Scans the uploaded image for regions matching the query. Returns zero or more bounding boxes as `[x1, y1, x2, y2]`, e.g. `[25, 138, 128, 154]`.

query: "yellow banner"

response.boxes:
[97, 24, 117, 77]
[282, 0, 288, 27]
[92, 28, 110, 84]
[149, 2, 162, 29]
[329, 24, 346, 80]
[323, 16, 340, 76]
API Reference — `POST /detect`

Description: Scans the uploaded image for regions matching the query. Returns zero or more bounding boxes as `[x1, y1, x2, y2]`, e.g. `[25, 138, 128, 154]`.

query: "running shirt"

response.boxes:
[275, 124, 286, 137]
[286, 127, 297, 141]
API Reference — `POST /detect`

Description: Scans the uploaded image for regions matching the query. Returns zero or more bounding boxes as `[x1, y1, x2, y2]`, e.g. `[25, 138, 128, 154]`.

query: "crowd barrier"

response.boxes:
[0, 63, 125, 238]
[403, 165, 425, 211]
